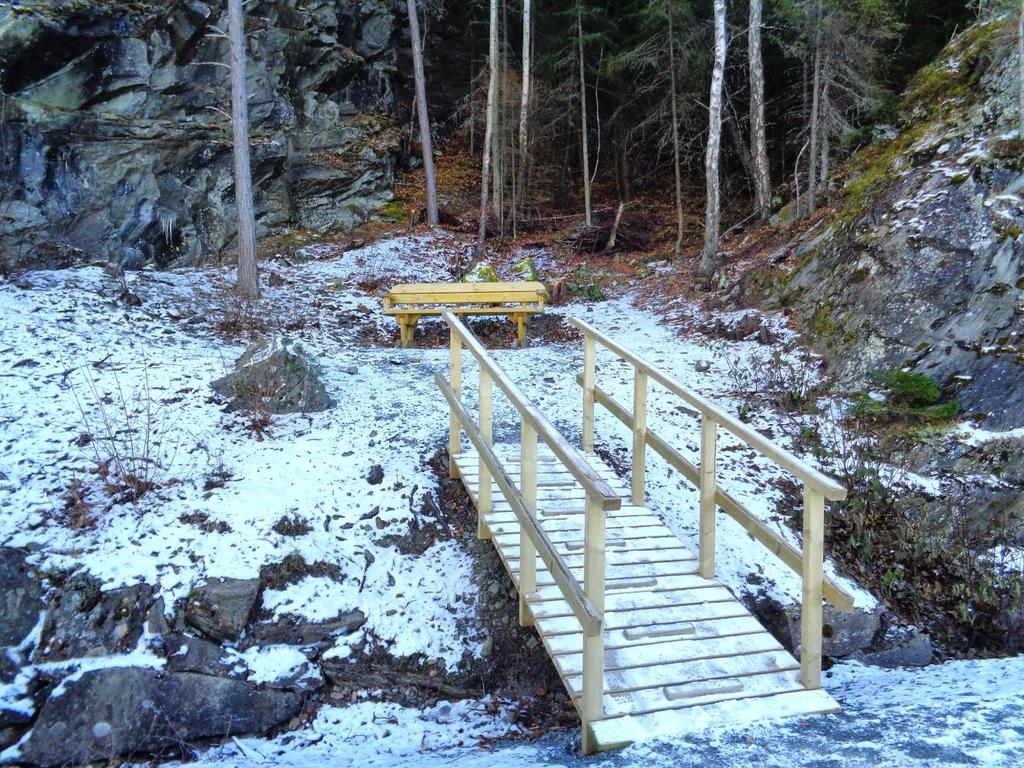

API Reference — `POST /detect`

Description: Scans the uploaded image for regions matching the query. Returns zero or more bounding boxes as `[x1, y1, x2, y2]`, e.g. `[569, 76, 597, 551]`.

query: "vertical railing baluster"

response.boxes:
[800, 485, 825, 689]
[583, 333, 596, 452]
[518, 421, 537, 626]
[448, 331, 463, 479]
[631, 368, 648, 506]
[581, 492, 606, 753]
[698, 414, 717, 578]
[478, 368, 493, 539]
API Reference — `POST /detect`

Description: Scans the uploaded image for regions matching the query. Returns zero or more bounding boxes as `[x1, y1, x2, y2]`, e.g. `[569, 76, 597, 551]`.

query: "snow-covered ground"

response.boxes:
[1, 232, 1021, 766]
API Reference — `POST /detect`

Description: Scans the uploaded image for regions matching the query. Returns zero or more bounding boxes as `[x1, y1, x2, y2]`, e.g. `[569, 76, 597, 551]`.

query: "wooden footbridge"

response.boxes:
[433, 313, 855, 753]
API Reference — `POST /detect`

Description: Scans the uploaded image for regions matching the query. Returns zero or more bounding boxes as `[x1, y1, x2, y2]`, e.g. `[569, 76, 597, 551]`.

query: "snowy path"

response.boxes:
[181, 656, 1024, 767]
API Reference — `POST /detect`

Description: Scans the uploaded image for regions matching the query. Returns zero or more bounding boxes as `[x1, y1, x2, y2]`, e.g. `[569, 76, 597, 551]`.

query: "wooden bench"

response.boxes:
[382, 281, 547, 348]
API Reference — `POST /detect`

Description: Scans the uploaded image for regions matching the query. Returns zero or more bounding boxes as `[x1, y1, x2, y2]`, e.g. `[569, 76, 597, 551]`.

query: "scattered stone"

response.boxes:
[34, 578, 154, 663]
[694, 360, 712, 373]
[268, 271, 286, 288]
[18, 668, 302, 767]
[0, 547, 43, 648]
[211, 336, 334, 414]
[479, 636, 494, 658]
[185, 578, 261, 643]
[366, 465, 384, 485]
[342, 364, 359, 375]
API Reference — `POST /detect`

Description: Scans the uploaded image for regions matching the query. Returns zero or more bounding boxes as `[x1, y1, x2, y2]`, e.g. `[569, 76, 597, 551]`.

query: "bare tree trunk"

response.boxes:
[698, 0, 727, 282]
[406, 0, 437, 226]
[749, 0, 771, 219]
[726, 99, 756, 194]
[228, 0, 258, 299]
[807, 0, 823, 216]
[475, 0, 500, 260]
[668, 14, 684, 257]
[819, 78, 831, 190]
[516, 0, 532, 229]
[1019, 3, 1024, 137]
[577, 4, 592, 227]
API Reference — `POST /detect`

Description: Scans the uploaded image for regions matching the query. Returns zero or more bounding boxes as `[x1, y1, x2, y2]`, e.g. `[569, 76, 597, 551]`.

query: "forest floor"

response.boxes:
[0, 229, 1021, 766]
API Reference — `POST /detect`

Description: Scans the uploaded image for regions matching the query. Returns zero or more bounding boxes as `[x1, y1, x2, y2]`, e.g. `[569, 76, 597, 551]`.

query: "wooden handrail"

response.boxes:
[444, 312, 621, 511]
[569, 317, 847, 501]
[435, 372, 603, 636]
[576, 373, 855, 611]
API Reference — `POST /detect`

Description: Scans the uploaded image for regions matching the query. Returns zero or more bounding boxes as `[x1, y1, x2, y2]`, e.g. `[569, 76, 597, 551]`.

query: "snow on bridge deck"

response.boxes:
[453, 445, 840, 751]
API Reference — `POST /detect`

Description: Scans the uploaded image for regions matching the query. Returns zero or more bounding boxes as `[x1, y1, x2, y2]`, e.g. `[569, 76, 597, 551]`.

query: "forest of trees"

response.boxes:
[434, 0, 978, 276]
[225, 0, 1004, 289]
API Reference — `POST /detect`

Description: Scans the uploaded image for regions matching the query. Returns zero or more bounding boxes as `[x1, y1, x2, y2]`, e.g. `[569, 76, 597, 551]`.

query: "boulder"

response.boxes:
[34, 577, 154, 663]
[854, 632, 934, 668]
[0, 547, 43, 648]
[785, 604, 885, 659]
[17, 668, 302, 767]
[211, 336, 335, 415]
[184, 578, 261, 642]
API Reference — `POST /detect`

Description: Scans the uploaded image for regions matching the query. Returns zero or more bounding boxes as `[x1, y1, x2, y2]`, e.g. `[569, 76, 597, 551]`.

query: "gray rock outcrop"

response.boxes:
[0, 547, 43, 648]
[783, 18, 1024, 429]
[0, 0, 401, 271]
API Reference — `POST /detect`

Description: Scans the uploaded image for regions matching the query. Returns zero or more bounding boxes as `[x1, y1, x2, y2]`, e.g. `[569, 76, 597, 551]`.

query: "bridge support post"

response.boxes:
[478, 368, 493, 539]
[518, 422, 537, 626]
[582, 334, 596, 452]
[698, 415, 717, 579]
[631, 369, 648, 506]
[581, 493, 605, 754]
[448, 334, 463, 478]
[800, 485, 825, 689]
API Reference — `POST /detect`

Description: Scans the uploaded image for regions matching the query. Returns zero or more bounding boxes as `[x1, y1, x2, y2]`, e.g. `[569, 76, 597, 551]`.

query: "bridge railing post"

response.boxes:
[631, 369, 648, 506]
[582, 334, 596, 452]
[448, 333, 463, 478]
[698, 414, 717, 578]
[581, 492, 605, 753]
[478, 368, 493, 539]
[518, 421, 538, 626]
[800, 484, 825, 689]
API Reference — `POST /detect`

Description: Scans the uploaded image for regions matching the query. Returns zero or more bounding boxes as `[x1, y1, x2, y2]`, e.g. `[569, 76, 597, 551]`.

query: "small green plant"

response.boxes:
[568, 265, 606, 302]
[849, 369, 959, 424]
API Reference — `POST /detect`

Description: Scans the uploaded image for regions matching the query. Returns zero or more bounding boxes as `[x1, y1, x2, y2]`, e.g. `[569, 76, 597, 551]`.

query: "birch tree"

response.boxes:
[406, 0, 438, 226]
[476, 0, 500, 259]
[516, 0, 533, 229]
[698, 0, 727, 282]
[228, 0, 258, 299]
[576, 1, 592, 226]
[749, 0, 772, 219]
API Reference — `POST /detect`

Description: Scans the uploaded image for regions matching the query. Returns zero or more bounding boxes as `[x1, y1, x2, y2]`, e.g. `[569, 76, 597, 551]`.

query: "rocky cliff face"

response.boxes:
[0, 0, 402, 270]
[785, 17, 1024, 429]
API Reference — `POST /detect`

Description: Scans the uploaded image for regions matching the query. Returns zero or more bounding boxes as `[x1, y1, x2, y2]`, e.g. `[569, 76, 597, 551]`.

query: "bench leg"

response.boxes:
[407, 318, 418, 348]
[516, 314, 527, 348]
[398, 316, 411, 348]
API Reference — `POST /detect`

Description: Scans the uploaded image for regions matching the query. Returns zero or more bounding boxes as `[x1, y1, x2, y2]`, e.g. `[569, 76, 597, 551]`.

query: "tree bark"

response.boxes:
[475, 0, 500, 259]
[228, 0, 258, 299]
[807, 0, 823, 216]
[748, 0, 771, 219]
[516, 0, 532, 228]
[1019, 3, 1023, 138]
[819, 78, 831, 190]
[406, 0, 437, 226]
[668, 13, 684, 256]
[698, 0, 727, 282]
[577, 4, 592, 227]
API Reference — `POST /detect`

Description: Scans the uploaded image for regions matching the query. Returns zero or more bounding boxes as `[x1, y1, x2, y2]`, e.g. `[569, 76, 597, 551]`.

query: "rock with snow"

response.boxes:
[185, 578, 261, 643]
[17, 667, 301, 767]
[0, 547, 42, 648]
[785, 604, 884, 659]
[247, 611, 367, 649]
[162, 633, 247, 679]
[211, 336, 335, 415]
[33, 577, 154, 663]
[855, 632, 934, 668]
